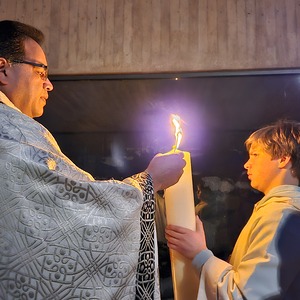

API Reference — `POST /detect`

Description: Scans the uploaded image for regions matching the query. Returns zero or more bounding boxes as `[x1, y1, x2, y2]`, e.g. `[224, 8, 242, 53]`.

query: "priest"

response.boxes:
[0, 20, 185, 300]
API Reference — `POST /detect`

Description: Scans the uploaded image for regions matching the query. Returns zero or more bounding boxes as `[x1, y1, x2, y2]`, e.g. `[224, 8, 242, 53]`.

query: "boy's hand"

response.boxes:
[165, 215, 207, 259]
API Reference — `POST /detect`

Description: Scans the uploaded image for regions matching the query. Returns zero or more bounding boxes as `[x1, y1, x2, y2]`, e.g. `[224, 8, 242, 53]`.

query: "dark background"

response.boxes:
[38, 71, 300, 182]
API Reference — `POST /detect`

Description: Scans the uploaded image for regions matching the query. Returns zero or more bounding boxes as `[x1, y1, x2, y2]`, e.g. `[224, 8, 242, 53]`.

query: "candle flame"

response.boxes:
[172, 114, 183, 151]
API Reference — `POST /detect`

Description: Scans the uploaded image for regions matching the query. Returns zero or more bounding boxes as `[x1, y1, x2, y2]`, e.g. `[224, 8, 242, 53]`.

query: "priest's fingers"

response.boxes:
[146, 152, 185, 192]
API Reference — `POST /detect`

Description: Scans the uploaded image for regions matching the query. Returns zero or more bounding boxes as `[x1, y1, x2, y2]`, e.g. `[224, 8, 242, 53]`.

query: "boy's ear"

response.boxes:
[278, 156, 292, 168]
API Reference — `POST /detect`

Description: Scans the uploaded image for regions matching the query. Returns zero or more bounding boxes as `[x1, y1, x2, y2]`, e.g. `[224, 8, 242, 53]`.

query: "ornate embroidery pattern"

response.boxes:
[132, 172, 156, 300]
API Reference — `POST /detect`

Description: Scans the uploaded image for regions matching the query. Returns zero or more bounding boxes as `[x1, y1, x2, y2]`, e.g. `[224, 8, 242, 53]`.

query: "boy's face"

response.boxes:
[244, 142, 281, 194]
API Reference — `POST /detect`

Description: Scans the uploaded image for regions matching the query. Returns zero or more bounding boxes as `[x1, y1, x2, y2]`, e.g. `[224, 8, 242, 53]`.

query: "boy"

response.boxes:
[166, 120, 300, 299]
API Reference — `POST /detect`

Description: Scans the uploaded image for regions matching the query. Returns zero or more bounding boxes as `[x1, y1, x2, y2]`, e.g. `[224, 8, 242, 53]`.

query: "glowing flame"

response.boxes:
[172, 114, 183, 150]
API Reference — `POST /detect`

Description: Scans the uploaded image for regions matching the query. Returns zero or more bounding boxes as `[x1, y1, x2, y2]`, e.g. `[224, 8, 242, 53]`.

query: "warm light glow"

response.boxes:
[172, 114, 183, 150]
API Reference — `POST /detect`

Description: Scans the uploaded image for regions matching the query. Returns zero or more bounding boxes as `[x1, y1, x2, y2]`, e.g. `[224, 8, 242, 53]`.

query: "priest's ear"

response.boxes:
[0, 58, 8, 83]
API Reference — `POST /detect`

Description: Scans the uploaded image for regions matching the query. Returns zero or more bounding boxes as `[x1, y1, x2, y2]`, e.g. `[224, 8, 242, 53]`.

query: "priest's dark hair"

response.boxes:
[0, 20, 44, 61]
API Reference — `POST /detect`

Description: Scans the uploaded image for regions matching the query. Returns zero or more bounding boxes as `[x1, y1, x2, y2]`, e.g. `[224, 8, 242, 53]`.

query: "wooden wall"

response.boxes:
[0, 0, 300, 75]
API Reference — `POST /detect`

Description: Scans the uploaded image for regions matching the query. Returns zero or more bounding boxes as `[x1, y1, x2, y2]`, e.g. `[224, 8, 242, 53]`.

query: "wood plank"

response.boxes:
[294, 0, 300, 62]
[141, 0, 152, 67]
[198, 0, 208, 62]
[35, 0, 52, 57]
[113, 0, 124, 68]
[188, 0, 200, 60]
[48, 0, 62, 69]
[274, 0, 288, 66]
[264, 0, 277, 65]
[77, 0, 88, 67]
[151, 0, 162, 65]
[123, 0, 133, 66]
[58, 0, 70, 70]
[67, 0, 80, 69]
[132, 0, 143, 66]
[226, 0, 238, 65]
[245, 0, 256, 65]
[284, 0, 297, 65]
[178, 0, 189, 63]
[160, 0, 171, 65]
[207, 0, 218, 66]
[236, 0, 247, 66]
[169, 0, 181, 65]
[216, 0, 228, 67]
[85, 0, 100, 71]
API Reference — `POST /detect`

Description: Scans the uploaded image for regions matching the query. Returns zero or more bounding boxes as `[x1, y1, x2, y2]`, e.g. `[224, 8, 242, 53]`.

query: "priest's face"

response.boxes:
[5, 38, 53, 118]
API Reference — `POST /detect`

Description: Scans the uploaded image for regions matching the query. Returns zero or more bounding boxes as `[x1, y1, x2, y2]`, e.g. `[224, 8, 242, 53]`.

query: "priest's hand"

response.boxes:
[165, 216, 207, 259]
[146, 152, 185, 192]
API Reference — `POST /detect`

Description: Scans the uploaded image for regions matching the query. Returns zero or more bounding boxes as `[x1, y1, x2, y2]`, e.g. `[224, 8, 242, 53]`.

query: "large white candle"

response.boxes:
[164, 115, 199, 300]
[165, 151, 195, 229]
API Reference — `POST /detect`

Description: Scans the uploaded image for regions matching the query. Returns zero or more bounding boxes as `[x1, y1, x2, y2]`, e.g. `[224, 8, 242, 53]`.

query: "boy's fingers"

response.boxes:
[165, 229, 183, 240]
[166, 224, 191, 234]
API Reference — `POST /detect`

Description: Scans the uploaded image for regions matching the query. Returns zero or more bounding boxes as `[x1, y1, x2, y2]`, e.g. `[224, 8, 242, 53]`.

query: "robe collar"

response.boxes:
[0, 91, 21, 112]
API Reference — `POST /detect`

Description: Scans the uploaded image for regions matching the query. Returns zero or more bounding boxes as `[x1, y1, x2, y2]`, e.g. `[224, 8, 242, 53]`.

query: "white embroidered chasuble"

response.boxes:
[0, 92, 160, 299]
